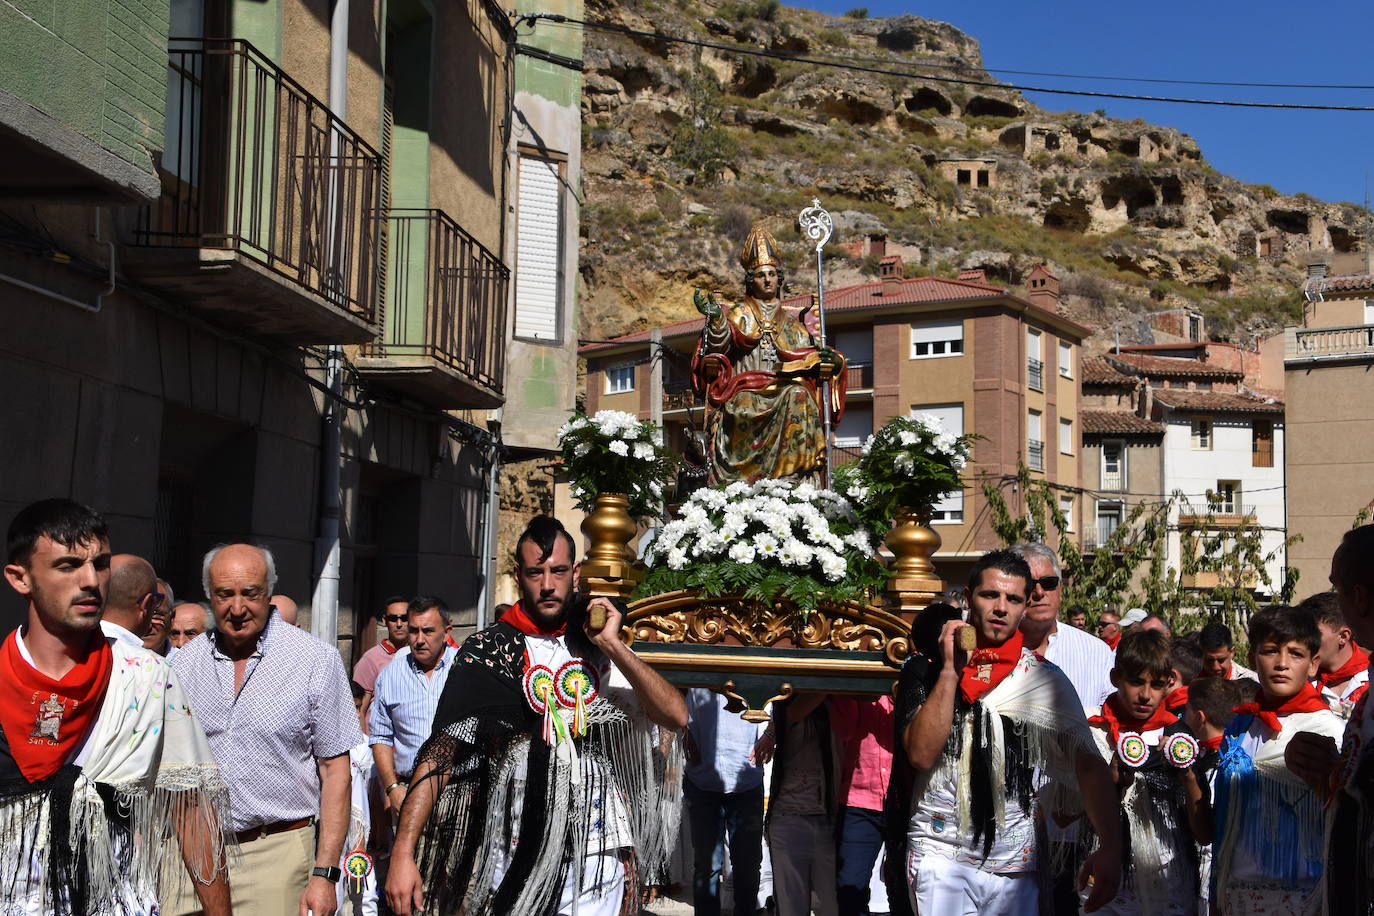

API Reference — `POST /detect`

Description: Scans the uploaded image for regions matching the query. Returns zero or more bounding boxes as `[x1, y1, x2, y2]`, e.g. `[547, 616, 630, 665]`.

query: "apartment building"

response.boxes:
[1080, 356, 1163, 552]
[1283, 264, 1374, 596]
[1093, 346, 1287, 596]
[582, 259, 1089, 586]
[0, 0, 519, 653]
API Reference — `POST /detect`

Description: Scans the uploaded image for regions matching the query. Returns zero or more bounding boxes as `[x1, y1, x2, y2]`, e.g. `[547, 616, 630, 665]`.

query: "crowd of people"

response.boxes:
[1, 495, 1371, 916]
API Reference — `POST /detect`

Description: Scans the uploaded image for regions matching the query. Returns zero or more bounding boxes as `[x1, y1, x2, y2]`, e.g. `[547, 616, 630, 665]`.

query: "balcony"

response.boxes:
[844, 363, 874, 391]
[356, 209, 508, 408]
[1101, 468, 1125, 492]
[1082, 523, 1121, 551]
[129, 38, 380, 343]
[663, 383, 698, 413]
[1178, 503, 1256, 526]
[1028, 438, 1045, 471]
[1028, 357, 1044, 392]
[1285, 324, 1374, 363]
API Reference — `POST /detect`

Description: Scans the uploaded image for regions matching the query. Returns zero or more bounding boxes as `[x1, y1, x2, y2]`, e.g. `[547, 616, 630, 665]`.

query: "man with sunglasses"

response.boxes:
[354, 595, 413, 731]
[99, 553, 164, 647]
[1011, 543, 1114, 710]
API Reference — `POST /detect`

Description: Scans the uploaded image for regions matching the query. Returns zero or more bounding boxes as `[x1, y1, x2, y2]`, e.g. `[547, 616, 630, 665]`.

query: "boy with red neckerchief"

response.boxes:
[1298, 591, 1370, 718]
[1079, 630, 1210, 915]
[1166, 636, 1204, 719]
[899, 549, 1122, 915]
[1186, 676, 1246, 916]
[1213, 605, 1343, 915]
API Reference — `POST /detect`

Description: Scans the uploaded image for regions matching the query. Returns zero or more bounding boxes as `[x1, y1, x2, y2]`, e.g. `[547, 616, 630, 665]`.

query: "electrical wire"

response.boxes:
[532, 14, 1374, 111]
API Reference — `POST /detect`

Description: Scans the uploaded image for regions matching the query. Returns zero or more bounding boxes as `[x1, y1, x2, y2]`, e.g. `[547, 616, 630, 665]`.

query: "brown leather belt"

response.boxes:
[235, 816, 314, 844]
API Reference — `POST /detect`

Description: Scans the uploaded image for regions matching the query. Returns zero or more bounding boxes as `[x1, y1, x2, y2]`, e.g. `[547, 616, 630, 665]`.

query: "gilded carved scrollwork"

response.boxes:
[626, 590, 912, 663]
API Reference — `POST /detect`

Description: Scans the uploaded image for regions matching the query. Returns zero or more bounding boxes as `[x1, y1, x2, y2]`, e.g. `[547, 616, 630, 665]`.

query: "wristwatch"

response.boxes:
[312, 865, 342, 883]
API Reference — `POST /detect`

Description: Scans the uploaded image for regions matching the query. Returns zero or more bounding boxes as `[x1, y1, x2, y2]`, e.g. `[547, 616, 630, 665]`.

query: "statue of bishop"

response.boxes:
[692, 222, 846, 484]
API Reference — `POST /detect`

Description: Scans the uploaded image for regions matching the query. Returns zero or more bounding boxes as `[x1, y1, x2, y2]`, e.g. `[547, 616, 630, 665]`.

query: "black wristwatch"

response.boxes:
[312, 865, 342, 883]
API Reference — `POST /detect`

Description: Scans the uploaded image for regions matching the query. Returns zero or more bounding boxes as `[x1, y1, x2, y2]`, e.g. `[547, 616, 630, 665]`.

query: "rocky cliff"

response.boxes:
[577, 0, 1369, 352]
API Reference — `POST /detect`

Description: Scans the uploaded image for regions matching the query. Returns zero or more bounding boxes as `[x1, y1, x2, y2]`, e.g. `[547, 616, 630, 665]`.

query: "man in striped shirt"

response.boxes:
[369, 596, 457, 812]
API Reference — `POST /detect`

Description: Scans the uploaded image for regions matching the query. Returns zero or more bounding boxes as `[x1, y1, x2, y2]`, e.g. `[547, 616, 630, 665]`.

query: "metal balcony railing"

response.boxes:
[1101, 468, 1125, 492]
[1083, 523, 1121, 550]
[364, 209, 508, 396]
[136, 38, 381, 321]
[1028, 357, 1044, 391]
[663, 384, 698, 412]
[1179, 501, 1256, 521]
[845, 363, 874, 390]
[1028, 439, 1045, 471]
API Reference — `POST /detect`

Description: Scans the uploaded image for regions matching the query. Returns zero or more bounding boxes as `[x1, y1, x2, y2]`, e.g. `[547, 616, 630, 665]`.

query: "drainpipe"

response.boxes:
[311, 0, 349, 647]
[475, 411, 503, 631]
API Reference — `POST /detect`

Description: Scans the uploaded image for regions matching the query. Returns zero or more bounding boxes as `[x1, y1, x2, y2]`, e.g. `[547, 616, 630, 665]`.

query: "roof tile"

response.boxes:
[1151, 389, 1284, 414]
[1107, 352, 1244, 380]
[1082, 409, 1164, 435]
[1082, 356, 1135, 386]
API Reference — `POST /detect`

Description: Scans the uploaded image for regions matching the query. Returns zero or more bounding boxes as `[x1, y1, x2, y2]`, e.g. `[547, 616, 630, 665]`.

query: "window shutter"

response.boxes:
[515, 156, 562, 341]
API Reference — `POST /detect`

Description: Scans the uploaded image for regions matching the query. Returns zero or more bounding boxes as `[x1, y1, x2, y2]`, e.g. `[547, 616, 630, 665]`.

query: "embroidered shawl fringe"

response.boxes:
[1215, 755, 1327, 901]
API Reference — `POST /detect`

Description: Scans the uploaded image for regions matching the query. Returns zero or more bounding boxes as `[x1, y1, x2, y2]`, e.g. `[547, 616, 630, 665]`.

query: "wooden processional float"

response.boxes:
[579, 494, 948, 722]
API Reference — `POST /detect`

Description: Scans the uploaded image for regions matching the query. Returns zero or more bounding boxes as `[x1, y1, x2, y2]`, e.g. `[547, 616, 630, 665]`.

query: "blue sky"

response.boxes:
[798, 0, 1374, 206]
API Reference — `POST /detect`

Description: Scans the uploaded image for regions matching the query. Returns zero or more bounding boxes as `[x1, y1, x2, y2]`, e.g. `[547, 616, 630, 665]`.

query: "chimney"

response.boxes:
[1306, 261, 1328, 280]
[868, 234, 887, 259]
[880, 255, 903, 297]
[958, 268, 987, 282]
[1026, 264, 1060, 313]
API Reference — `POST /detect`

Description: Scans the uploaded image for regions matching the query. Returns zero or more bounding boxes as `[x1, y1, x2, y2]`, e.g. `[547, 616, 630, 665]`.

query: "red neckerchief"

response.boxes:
[1200, 734, 1223, 752]
[1222, 660, 1235, 679]
[1319, 643, 1370, 688]
[1233, 682, 1329, 734]
[502, 601, 567, 638]
[0, 630, 112, 783]
[959, 631, 1024, 704]
[1104, 634, 1121, 650]
[1165, 685, 1190, 713]
[1089, 692, 1179, 746]
[380, 640, 399, 656]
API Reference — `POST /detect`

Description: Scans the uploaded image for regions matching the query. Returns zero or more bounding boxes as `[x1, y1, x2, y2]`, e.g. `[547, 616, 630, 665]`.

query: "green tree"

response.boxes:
[671, 66, 738, 184]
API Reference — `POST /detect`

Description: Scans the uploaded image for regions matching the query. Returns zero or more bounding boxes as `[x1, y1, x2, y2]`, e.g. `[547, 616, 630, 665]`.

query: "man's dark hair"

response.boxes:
[967, 549, 1033, 595]
[1169, 635, 1203, 684]
[1338, 524, 1374, 589]
[1188, 676, 1244, 728]
[1297, 590, 1343, 629]
[1197, 622, 1234, 653]
[1114, 629, 1174, 680]
[1066, 605, 1087, 620]
[1248, 604, 1321, 656]
[408, 595, 452, 626]
[377, 595, 409, 621]
[513, 516, 576, 567]
[7, 498, 109, 566]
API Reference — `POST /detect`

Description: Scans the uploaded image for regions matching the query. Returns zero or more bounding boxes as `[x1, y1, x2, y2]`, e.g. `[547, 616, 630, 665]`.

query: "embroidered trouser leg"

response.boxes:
[906, 846, 1037, 916]
[768, 813, 838, 916]
[557, 849, 627, 916]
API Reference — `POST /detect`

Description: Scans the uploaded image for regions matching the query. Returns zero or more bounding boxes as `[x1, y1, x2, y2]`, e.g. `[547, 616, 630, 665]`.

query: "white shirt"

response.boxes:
[1044, 622, 1116, 711]
[99, 619, 143, 648]
[1226, 660, 1258, 682]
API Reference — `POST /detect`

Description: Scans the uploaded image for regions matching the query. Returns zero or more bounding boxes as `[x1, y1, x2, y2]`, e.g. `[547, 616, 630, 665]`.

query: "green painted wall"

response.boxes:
[230, 0, 281, 60]
[385, 16, 433, 347]
[514, 0, 582, 107]
[0, 0, 170, 176]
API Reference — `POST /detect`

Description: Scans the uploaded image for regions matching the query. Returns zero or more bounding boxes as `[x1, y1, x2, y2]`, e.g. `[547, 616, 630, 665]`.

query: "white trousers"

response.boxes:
[767, 813, 837, 916]
[906, 845, 1037, 916]
[558, 850, 626, 916]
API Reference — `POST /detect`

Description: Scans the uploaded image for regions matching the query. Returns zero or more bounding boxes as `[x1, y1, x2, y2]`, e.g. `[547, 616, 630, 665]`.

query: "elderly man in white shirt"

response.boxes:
[1011, 543, 1114, 711]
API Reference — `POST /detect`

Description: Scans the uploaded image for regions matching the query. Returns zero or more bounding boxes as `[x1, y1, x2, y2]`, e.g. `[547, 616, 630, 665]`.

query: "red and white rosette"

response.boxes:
[1164, 733, 1199, 768]
[1117, 731, 1149, 768]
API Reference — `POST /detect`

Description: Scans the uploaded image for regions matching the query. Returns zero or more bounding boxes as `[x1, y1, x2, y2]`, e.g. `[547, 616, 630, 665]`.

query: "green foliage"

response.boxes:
[717, 0, 778, 21]
[844, 7, 868, 17]
[671, 66, 739, 184]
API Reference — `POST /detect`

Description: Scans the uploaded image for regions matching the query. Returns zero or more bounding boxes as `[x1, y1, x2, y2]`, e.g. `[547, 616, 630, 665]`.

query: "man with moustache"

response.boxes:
[0, 499, 232, 915]
[900, 549, 1122, 914]
[385, 516, 689, 916]
[171, 543, 363, 916]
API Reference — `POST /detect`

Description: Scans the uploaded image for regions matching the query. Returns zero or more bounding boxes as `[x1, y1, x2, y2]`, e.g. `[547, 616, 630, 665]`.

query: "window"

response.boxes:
[1364, 299, 1374, 326]
[1195, 381, 1213, 391]
[605, 365, 635, 394]
[1059, 418, 1073, 455]
[1027, 328, 1043, 391]
[913, 404, 966, 522]
[1058, 341, 1072, 378]
[1216, 480, 1240, 514]
[910, 320, 964, 359]
[957, 169, 971, 185]
[1101, 441, 1126, 491]
[1028, 409, 1044, 470]
[1252, 418, 1274, 467]
[513, 153, 565, 341]
[977, 169, 990, 188]
[1094, 500, 1124, 548]
[1150, 378, 1165, 389]
[1188, 314, 1202, 341]
[1059, 496, 1074, 532]
[1191, 416, 1212, 450]
[833, 405, 873, 448]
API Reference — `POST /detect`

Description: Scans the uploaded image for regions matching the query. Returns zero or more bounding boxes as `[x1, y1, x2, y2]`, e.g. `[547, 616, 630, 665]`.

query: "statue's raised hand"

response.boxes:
[693, 289, 722, 319]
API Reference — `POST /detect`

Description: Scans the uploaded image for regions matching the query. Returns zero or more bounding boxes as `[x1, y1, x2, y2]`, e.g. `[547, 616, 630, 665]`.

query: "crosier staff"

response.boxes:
[797, 199, 836, 485]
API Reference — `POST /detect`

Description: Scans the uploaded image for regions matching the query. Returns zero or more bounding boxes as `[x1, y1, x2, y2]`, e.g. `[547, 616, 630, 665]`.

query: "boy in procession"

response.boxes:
[899, 549, 1122, 915]
[1212, 605, 1343, 915]
[1081, 630, 1210, 915]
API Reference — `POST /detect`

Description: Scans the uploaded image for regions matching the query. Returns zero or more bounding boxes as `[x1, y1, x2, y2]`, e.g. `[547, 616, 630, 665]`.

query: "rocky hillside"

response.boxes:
[578, 0, 1370, 350]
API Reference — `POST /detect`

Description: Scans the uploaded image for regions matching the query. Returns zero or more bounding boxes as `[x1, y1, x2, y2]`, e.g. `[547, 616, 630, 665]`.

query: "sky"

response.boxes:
[798, 0, 1374, 206]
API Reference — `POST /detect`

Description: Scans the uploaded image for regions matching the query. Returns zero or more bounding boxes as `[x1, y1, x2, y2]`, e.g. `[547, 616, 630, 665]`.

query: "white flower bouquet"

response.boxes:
[834, 414, 978, 532]
[557, 410, 676, 523]
[638, 477, 886, 611]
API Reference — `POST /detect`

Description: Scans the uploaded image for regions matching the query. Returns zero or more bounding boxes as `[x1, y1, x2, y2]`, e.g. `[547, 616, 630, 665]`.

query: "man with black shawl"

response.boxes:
[385, 516, 688, 915]
[897, 549, 1122, 914]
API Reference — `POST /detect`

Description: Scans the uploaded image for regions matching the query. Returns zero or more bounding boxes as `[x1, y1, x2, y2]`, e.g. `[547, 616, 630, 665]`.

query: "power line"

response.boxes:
[532, 15, 1374, 111]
